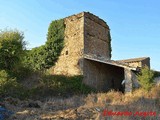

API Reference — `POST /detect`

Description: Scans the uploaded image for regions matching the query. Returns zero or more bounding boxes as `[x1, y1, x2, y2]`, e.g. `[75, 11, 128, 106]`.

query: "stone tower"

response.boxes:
[52, 12, 111, 76]
[51, 12, 149, 92]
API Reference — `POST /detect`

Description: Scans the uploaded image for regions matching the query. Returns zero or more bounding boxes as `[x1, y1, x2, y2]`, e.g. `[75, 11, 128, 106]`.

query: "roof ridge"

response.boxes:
[117, 57, 150, 62]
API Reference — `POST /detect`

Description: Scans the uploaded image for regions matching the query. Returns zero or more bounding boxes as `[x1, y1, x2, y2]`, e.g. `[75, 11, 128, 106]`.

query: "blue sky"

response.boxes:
[0, 0, 160, 70]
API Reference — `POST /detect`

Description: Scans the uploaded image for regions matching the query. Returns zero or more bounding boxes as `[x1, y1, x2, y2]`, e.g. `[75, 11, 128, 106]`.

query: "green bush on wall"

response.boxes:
[24, 19, 65, 70]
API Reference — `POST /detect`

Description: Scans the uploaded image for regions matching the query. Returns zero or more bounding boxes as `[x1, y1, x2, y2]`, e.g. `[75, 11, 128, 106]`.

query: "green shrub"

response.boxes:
[137, 66, 154, 91]
[0, 70, 29, 99]
[46, 19, 65, 66]
[14, 66, 33, 81]
[0, 29, 26, 72]
[23, 45, 47, 70]
[31, 75, 96, 98]
[24, 19, 65, 71]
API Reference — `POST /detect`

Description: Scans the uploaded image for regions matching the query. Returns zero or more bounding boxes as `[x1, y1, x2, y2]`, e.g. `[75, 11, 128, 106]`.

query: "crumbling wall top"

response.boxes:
[64, 12, 109, 29]
[83, 12, 109, 29]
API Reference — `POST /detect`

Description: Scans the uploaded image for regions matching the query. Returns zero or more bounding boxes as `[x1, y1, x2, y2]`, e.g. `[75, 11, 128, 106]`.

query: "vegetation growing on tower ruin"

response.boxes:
[24, 19, 65, 71]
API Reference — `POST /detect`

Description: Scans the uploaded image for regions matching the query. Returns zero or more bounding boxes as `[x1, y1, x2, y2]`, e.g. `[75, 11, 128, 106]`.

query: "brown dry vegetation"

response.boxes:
[2, 85, 159, 120]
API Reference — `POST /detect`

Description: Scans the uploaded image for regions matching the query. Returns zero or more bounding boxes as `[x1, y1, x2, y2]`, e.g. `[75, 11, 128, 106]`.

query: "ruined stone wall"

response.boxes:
[125, 58, 150, 69]
[82, 12, 116, 91]
[127, 62, 141, 68]
[52, 13, 84, 75]
[52, 12, 111, 75]
[84, 12, 111, 60]
[142, 58, 150, 68]
[83, 59, 124, 91]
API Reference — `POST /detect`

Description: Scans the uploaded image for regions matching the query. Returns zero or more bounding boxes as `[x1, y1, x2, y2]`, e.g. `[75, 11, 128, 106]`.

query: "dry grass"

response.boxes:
[85, 86, 160, 120]
[4, 85, 160, 120]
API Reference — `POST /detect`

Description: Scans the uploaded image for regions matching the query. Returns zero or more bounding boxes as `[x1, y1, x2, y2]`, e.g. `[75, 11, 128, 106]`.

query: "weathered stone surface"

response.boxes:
[118, 57, 150, 69]
[124, 68, 139, 92]
[84, 12, 111, 59]
[51, 12, 84, 75]
[51, 12, 111, 76]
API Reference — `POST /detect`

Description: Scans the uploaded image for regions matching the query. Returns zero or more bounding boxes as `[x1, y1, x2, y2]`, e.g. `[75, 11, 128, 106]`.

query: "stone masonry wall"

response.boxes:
[127, 62, 141, 68]
[84, 12, 111, 60]
[123, 58, 150, 69]
[52, 13, 84, 75]
[52, 12, 111, 76]
[142, 58, 150, 68]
